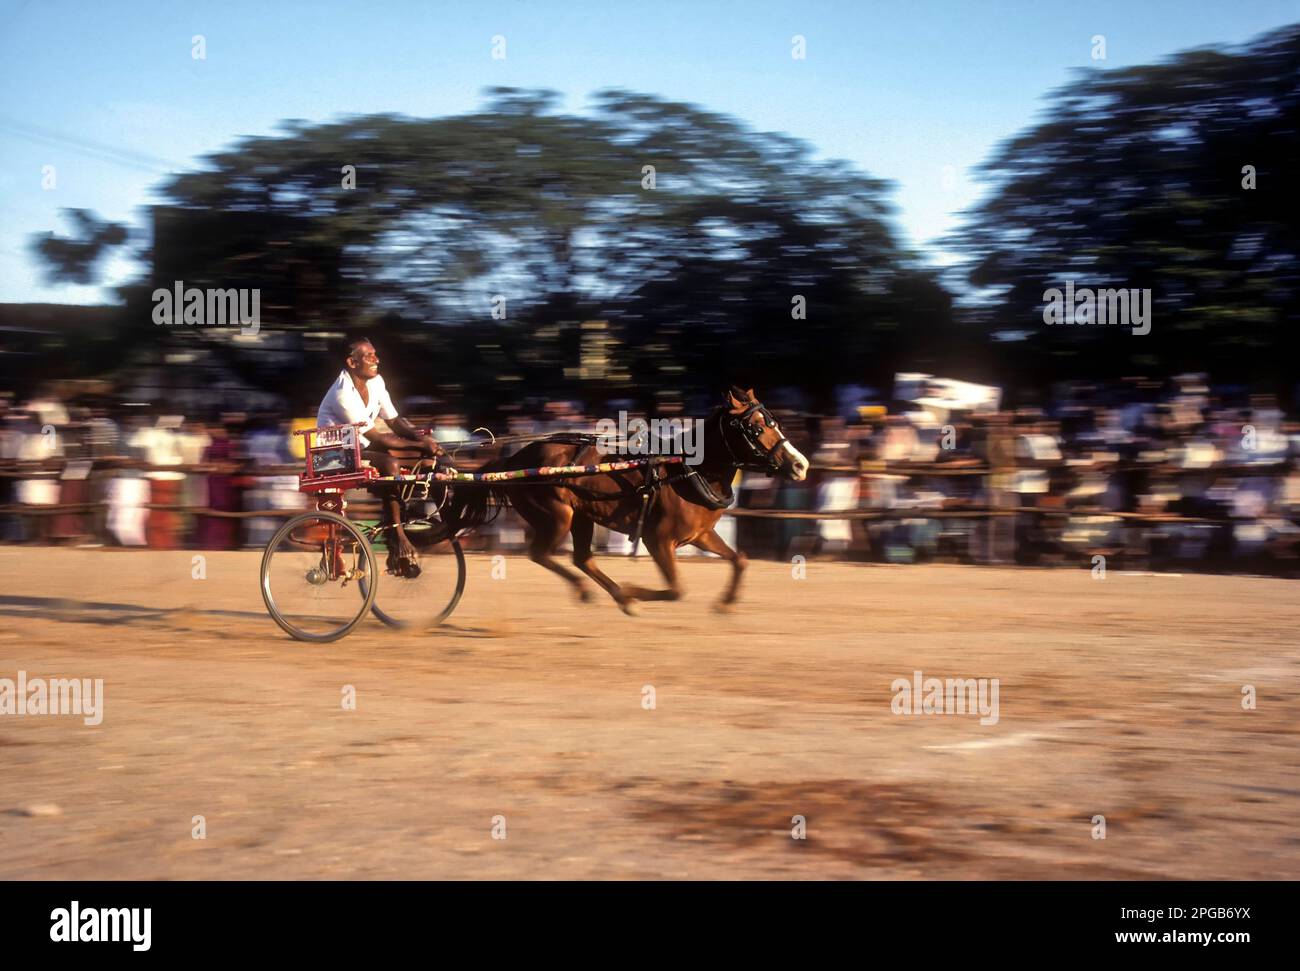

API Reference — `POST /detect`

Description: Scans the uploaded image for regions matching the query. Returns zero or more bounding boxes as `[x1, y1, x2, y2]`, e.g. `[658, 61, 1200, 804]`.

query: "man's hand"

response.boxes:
[389, 416, 443, 458]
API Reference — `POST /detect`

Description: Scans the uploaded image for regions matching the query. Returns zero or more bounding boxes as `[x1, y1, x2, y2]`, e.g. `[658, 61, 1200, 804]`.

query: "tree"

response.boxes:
[30, 209, 129, 286]
[952, 23, 1300, 394]
[139, 87, 946, 411]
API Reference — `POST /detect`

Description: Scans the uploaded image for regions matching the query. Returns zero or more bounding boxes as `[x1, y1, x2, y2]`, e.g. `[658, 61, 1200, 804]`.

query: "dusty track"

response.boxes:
[0, 547, 1296, 879]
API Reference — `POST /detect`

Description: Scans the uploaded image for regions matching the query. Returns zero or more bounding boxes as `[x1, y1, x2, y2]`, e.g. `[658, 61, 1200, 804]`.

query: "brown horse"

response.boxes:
[445, 387, 810, 613]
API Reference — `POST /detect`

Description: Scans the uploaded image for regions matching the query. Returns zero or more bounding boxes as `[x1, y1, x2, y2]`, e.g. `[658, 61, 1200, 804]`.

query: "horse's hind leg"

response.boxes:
[691, 527, 748, 610]
[570, 514, 635, 613]
[517, 499, 591, 602]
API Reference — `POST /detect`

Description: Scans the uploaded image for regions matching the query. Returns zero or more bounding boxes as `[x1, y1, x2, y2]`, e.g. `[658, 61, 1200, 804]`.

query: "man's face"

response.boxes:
[347, 342, 380, 380]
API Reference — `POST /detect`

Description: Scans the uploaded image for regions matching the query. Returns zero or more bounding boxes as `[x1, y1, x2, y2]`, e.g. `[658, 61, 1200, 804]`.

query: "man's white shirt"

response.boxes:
[317, 370, 398, 446]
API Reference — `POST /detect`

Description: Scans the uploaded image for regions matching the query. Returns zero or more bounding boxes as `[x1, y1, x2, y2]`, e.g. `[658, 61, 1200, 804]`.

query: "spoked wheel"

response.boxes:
[359, 525, 466, 630]
[261, 511, 378, 642]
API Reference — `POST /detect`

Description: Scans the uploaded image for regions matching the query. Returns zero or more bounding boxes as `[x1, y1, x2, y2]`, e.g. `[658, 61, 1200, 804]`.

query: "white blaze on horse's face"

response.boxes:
[781, 439, 810, 481]
[759, 412, 809, 481]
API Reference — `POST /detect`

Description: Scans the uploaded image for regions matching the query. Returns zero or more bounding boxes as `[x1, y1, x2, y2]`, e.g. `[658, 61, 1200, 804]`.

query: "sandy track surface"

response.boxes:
[0, 547, 1296, 879]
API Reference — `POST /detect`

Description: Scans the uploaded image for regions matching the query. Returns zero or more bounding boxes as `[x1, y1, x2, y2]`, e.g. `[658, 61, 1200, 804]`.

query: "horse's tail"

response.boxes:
[438, 462, 510, 538]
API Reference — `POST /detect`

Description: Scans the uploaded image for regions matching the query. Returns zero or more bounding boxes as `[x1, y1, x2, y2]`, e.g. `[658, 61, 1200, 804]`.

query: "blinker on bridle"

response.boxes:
[718, 399, 789, 473]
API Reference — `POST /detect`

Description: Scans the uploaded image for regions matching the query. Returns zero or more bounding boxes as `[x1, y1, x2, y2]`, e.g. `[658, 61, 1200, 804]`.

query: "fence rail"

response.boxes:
[0, 454, 1279, 533]
[0, 498, 1242, 527]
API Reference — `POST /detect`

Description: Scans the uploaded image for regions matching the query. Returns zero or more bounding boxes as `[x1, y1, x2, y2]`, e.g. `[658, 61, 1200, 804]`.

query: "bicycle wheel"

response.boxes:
[359, 532, 466, 630]
[261, 511, 378, 642]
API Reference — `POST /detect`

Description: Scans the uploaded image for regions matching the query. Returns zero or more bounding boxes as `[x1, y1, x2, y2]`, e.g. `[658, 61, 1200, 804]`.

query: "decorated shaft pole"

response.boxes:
[392, 455, 685, 484]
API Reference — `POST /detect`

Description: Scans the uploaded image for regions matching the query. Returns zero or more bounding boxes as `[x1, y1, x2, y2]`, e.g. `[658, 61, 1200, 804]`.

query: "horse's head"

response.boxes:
[716, 387, 810, 481]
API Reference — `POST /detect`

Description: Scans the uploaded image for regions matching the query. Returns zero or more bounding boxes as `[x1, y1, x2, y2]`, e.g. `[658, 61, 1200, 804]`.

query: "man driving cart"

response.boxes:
[316, 337, 442, 576]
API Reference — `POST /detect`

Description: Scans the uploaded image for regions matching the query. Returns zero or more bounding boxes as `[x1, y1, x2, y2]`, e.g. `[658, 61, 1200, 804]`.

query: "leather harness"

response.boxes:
[627, 400, 793, 554]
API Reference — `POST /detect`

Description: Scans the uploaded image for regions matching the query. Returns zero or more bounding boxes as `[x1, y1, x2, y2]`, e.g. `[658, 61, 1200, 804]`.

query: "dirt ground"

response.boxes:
[0, 546, 1296, 880]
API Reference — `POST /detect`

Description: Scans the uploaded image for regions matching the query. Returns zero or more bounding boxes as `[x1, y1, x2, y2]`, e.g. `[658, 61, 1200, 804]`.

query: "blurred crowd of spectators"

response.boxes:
[3, 373, 1299, 574]
[784, 374, 1300, 573]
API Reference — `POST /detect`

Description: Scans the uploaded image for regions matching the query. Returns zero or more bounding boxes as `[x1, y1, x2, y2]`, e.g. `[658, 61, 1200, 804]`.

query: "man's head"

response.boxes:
[344, 337, 380, 380]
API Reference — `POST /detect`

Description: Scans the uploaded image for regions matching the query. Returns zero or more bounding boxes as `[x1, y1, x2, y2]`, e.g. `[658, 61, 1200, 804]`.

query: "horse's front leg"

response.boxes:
[614, 529, 684, 608]
[691, 527, 748, 610]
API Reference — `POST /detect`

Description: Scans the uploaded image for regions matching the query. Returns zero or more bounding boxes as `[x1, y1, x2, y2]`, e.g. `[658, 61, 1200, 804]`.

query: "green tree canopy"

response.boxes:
[140, 87, 953, 412]
[953, 24, 1300, 392]
[30, 209, 129, 286]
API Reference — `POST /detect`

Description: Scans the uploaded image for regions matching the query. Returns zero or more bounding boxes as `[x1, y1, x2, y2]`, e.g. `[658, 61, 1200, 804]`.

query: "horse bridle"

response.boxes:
[717, 399, 791, 474]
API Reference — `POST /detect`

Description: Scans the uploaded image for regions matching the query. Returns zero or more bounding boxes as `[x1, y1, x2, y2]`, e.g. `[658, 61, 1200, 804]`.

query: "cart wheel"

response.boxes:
[261, 511, 378, 642]
[359, 534, 466, 630]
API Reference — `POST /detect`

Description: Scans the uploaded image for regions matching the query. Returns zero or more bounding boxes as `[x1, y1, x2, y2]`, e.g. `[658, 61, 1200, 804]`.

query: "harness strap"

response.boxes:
[628, 462, 664, 556]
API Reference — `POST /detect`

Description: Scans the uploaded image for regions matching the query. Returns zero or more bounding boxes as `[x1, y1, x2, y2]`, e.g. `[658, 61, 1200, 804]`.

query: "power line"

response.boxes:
[0, 115, 184, 175]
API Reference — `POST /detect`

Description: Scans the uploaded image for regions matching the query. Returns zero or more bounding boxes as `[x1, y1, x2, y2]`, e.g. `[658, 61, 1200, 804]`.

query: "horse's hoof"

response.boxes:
[713, 600, 736, 614]
[620, 600, 640, 616]
[576, 586, 594, 604]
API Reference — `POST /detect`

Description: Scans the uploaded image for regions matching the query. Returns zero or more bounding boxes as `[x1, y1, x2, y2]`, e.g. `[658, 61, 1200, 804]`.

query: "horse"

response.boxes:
[444, 387, 810, 613]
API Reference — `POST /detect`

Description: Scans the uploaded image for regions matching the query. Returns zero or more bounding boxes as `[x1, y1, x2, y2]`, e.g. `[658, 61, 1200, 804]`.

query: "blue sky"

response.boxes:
[1, 0, 1296, 304]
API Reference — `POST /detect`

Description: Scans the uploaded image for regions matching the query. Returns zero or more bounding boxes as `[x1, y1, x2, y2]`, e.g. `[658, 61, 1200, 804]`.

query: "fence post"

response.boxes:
[984, 414, 1016, 564]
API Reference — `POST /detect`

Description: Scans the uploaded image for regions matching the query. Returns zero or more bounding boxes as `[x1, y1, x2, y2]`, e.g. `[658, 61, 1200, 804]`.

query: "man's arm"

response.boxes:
[392, 416, 444, 457]
[367, 416, 444, 458]
[364, 381, 443, 458]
